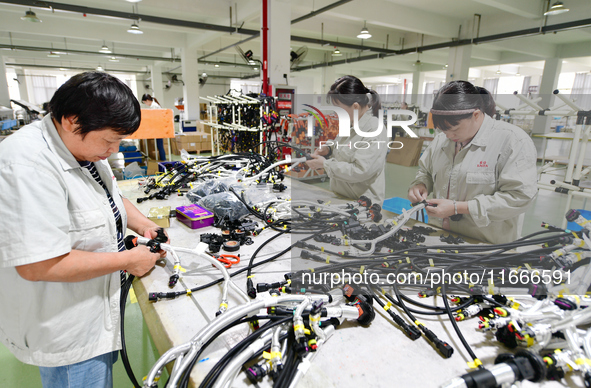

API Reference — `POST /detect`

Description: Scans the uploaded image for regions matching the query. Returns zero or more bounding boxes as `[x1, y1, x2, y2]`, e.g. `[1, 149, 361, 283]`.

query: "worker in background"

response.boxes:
[141, 93, 162, 109]
[408, 80, 538, 244]
[0, 72, 167, 388]
[305, 75, 388, 204]
[141, 94, 167, 160]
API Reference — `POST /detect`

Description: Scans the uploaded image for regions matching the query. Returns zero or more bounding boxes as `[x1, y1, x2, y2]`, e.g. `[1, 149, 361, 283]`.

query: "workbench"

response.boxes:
[121, 178, 577, 388]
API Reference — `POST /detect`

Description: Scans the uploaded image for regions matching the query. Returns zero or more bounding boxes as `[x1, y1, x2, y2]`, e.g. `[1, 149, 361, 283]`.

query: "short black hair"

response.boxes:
[141, 94, 153, 102]
[432, 81, 496, 131]
[49, 71, 141, 137]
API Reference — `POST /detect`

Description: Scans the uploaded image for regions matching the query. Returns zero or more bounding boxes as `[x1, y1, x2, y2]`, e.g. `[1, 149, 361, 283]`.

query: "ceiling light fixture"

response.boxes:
[202, 72, 207, 77]
[496, 67, 502, 74]
[516, 67, 521, 76]
[47, 51, 60, 58]
[214, 64, 219, 68]
[253, 67, 258, 71]
[21, 9, 41, 22]
[99, 41, 111, 53]
[332, 47, 342, 56]
[108, 56, 119, 62]
[96, 65, 104, 71]
[356, 21, 372, 39]
[127, 22, 143, 34]
[544, 1, 569, 16]
[126, 0, 142, 2]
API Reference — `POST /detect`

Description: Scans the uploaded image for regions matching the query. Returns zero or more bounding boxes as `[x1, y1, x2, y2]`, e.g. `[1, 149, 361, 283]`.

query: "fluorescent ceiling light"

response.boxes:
[21, 9, 41, 23]
[544, 1, 569, 16]
[127, 23, 143, 34]
[126, 0, 142, 2]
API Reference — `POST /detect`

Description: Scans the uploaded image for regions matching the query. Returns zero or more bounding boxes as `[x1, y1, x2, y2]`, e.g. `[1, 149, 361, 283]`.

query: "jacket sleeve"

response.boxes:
[323, 141, 387, 183]
[467, 138, 538, 227]
[409, 140, 435, 194]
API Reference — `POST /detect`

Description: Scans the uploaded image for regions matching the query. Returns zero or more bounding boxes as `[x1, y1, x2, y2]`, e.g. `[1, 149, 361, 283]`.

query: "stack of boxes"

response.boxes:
[172, 132, 211, 155]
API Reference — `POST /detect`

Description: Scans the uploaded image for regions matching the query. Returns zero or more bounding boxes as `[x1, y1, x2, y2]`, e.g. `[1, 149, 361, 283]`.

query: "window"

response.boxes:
[483, 78, 499, 97]
[30, 75, 57, 105]
[571, 72, 591, 110]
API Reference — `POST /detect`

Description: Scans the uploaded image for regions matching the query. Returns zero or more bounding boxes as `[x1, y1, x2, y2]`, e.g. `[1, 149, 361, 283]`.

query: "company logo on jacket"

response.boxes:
[477, 161, 488, 168]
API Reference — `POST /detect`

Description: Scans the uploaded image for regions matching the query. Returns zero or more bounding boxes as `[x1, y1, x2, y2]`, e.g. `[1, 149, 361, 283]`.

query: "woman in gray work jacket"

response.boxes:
[408, 81, 538, 244]
[305, 75, 388, 205]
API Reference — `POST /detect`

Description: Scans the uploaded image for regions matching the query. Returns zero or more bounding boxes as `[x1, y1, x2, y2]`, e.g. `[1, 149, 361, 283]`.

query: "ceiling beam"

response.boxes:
[291, 0, 353, 24]
[471, 0, 542, 19]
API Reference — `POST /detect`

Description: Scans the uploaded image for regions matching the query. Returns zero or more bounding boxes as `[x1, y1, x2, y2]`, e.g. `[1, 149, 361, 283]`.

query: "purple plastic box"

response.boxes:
[176, 204, 214, 229]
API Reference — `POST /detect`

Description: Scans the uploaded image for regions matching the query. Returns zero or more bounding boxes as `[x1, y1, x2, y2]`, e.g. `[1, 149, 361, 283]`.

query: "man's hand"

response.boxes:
[305, 154, 326, 170]
[408, 184, 428, 203]
[124, 246, 164, 277]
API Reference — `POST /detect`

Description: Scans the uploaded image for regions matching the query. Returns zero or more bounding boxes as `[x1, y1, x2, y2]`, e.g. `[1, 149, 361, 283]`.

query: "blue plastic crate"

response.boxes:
[383, 197, 428, 223]
[567, 209, 591, 232]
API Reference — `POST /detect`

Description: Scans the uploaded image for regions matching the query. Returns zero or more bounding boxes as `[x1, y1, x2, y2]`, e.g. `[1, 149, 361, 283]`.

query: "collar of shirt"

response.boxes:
[40, 115, 83, 172]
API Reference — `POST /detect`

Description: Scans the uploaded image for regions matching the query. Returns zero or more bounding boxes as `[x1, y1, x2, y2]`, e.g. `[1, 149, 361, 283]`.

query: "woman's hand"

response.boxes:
[305, 155, 326, 170]
[314, 146, 330, 157]
[408, 184, 428, 203]
[425, 198, 455, 218]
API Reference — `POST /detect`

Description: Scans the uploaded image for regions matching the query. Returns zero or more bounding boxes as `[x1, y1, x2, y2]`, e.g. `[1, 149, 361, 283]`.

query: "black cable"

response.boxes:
[120, 274, 142, 388]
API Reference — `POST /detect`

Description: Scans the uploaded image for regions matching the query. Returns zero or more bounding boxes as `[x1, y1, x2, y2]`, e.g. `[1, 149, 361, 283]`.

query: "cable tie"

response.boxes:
[575, 252, 582, 261]
[359, 265, 365, 274]
[247, 275, 255, 279]
[321, 247, 324, 252]
[326, 256, 330, 264]
[263, 351, 272, 360]
[186, 289, 192, 296]
[414, 320, 422, 326]
[406, 257, 411, 264]
[383, 302, 392, 311]
[220, 302, 228, 309]
[488, 279, 494, 295]
[429, 259, 434, 267]
[173, 265, 186, 273]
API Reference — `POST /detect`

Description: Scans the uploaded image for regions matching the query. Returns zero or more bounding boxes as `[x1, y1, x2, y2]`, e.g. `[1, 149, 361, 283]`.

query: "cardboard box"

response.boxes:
[147, 160, 162, 176]
[175, 132, 210, 153]
[386, 137, 424, 167]
[139, 139, 168, 160]
[148, 206, 171, 228]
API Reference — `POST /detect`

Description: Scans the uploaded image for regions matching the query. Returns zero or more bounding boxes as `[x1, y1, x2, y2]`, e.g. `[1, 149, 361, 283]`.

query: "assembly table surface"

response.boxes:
[120, 178, 574, 388]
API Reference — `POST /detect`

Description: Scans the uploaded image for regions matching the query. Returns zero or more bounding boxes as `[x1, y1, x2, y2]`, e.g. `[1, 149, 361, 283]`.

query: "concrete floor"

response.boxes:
[2, 159, 587, 388]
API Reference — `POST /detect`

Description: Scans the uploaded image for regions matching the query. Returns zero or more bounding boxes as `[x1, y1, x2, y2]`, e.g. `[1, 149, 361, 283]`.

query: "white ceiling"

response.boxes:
[0, 0, 590, 82]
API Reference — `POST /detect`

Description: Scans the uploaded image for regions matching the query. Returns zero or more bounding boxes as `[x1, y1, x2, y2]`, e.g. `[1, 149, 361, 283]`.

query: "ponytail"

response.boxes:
[368, 89, 381, 117]
[327, 75, 382, 117]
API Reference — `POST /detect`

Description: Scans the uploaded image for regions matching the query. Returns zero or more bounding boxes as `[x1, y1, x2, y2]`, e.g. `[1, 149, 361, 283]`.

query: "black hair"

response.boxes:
[326, 75, 382, 117]
[49, 71, 141, 137]
[141, 93, 161, 106]
[431, 80, 496, 131]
